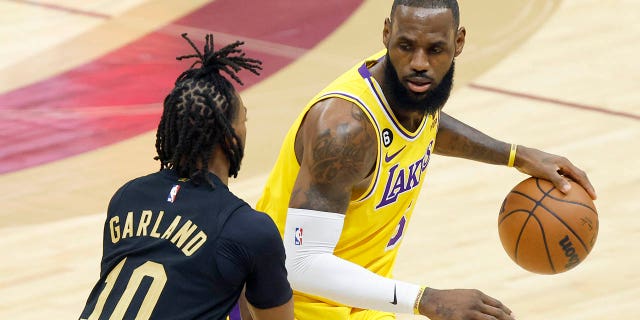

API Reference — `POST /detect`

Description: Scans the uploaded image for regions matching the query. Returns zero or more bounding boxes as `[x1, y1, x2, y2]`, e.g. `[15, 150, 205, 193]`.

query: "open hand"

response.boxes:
[513, 145, 596, 200]
[418, 288, 515, 320]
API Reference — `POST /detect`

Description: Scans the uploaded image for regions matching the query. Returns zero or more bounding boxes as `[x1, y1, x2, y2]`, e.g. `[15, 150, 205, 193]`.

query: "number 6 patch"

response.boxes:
[382, 128, 393, 147]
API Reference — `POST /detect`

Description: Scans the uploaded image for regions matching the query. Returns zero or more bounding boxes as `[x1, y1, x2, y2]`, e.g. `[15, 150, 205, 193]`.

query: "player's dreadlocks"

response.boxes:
[155, 33, 262, 187]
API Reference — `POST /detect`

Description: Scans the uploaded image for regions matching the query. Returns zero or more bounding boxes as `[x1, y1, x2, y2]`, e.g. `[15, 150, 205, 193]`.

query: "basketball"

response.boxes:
[498, 177, 598, 274]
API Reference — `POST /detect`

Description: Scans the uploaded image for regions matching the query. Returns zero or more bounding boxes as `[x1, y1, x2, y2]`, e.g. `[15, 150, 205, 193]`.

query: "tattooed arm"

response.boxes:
[435, 112, 596, 198]
[281, 100, 516, 318]
[434, 111, 510, 164]
[290, 98, 378, 212]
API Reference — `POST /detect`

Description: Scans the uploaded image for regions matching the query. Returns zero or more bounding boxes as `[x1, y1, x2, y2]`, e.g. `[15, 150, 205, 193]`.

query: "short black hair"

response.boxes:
[155, 33, 262, 187]
[391, 0, 460, 27]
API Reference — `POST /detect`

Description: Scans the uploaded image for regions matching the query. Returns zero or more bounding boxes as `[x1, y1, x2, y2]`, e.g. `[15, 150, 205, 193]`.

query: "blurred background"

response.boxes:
[0, 0, 638, 319]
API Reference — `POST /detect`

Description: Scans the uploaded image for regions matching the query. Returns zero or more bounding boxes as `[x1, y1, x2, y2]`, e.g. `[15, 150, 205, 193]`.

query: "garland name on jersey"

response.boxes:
[109, 209, 207, 256]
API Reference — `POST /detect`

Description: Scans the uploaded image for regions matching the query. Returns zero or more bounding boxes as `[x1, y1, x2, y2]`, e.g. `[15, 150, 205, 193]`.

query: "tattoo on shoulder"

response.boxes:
[310, 108, 375, 185]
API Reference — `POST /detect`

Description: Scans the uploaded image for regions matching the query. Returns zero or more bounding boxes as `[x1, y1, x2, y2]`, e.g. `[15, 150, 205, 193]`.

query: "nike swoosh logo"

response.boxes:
[390, 284, 398, 305]
[384, 146, 406, 163]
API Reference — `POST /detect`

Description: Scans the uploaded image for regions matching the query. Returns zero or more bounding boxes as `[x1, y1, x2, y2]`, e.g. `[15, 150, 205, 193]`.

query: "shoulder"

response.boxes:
[221, 207, 283, 254]
[302, 97, 378, 160]
[303, 98, 375, 137]
[106, 172, 161, 213]
[107, 171, 186, 210]
[298, 98, 378, 184]
[108, 174, 149, 205]
[114, 171, 165, 193]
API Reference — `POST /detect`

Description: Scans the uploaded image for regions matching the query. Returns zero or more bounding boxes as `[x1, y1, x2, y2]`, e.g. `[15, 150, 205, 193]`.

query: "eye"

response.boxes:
[398, 42, 412, 51]
[430, 46, 443, 54]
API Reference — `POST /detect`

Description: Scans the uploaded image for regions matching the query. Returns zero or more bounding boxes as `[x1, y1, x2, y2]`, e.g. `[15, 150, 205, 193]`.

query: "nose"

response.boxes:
[410, 50, 430, 73]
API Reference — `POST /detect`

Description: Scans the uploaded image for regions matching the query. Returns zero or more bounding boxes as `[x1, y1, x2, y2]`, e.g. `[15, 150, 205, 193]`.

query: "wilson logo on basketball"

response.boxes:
[559, 235, 580, 269]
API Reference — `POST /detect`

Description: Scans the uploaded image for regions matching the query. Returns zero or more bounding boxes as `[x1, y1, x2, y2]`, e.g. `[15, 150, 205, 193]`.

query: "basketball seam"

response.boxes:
[514, 214, 531, 264]
[535, 178, 593, 253]
[512, 180, 558, 273]
[534, 178, 597, 215]
[501, 179, 596, 273]
[498, 209, 530, 225]
[544, 193, 598, 215]
[509, 190, 538, 203]
[528, 212, 556, 273]
[537, 204, 591, 252]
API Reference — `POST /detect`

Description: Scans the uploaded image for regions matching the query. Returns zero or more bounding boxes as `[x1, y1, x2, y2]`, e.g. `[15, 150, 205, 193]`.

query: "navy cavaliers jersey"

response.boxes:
[80, 170, 292, 320]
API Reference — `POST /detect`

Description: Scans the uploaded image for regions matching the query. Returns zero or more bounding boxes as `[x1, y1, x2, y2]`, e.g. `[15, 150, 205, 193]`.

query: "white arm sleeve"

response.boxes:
[283, 208, 421, 314]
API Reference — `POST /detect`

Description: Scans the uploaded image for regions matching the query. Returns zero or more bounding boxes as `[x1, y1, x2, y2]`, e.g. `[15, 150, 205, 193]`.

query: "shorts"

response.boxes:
[293, 293, 395, 320]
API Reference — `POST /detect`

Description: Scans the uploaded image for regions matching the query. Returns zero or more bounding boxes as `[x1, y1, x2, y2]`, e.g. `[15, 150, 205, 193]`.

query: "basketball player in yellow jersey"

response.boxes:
[254, 1, 597, 319]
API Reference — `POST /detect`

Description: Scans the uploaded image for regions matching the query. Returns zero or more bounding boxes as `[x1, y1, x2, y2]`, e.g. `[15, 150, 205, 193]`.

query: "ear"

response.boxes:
[454, 26, 466, 57]
[383, 18, 392, 49]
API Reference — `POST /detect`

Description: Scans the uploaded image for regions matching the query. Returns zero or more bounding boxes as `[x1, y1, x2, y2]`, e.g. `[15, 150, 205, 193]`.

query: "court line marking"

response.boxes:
[6, 0, 111, 19]
[160, 23, 356, 65]
[161, 23, 310, 59]
[469, 83, 640, 121]
[0, 103, 162, 119]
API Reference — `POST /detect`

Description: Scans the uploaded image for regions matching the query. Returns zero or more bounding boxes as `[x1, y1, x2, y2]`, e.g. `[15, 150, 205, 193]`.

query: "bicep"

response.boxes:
[290, 99, 377, 213]
[248, 297, 294, 320]
[217, 211, 292, 309]
[243, 215, 292, 309]
[243, 249, 291, 309]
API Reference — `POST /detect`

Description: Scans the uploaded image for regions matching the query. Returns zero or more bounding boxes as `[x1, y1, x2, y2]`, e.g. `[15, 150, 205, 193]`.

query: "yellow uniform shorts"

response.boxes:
[293, 294, 395, 320]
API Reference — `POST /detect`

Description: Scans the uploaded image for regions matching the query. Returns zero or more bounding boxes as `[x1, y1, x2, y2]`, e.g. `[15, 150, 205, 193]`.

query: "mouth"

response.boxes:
[405, 78, 432, 94]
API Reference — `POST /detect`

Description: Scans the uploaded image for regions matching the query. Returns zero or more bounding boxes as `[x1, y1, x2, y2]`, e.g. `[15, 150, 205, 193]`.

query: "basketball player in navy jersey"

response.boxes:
[79, 34, 293, 320]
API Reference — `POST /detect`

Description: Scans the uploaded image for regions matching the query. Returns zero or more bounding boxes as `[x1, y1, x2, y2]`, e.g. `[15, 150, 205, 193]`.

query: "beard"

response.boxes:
[383, 53, 455, 115]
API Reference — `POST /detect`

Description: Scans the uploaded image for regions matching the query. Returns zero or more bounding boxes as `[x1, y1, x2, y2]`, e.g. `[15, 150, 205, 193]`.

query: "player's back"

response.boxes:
[80, 169, 284, 320]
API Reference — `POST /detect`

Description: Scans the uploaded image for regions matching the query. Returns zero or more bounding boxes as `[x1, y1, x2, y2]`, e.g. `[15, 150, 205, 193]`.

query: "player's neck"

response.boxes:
[369, 61, 426, 132]
[388, 105, 425, 132]
[207, 148, 230, 186]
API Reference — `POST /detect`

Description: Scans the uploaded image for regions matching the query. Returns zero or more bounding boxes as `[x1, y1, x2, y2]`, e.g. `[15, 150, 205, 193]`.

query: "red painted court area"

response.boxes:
[0, 0, 363, 174]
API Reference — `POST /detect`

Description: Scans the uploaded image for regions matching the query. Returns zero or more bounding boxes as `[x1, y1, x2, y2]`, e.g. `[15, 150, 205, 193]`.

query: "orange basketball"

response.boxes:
[498, 177, 598, 274]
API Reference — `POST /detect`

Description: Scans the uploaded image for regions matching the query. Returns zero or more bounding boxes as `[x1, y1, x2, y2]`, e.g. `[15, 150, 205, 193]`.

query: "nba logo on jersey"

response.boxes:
[167, 185, 181, 203]
[294, 228, 303, 245]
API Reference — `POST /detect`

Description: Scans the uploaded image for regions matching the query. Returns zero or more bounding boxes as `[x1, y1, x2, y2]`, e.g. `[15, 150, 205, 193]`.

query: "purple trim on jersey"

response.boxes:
[368, 77, 426, 140]
[357, 55, 383, 78]
[358, 61, 426, 140]
[229, 303, 241, 320]
[319, 92, 381, 201]
[357, 62, 370, 78]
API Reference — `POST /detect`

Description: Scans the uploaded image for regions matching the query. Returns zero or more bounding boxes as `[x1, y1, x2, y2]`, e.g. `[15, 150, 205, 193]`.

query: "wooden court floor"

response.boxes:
[0, 0, 638, 319]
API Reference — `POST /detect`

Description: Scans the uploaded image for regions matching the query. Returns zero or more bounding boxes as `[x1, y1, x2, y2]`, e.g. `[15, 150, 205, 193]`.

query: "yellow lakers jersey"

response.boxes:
[257, 50, 439, 279]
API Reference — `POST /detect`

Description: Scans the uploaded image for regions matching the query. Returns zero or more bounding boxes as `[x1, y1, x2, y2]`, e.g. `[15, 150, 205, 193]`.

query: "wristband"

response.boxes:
[507, 144, 517, 167]
[413, 286, 427, 315]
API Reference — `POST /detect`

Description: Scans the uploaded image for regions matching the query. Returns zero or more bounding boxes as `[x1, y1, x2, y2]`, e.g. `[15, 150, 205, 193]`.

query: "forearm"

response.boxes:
[434, 113, 598, 199]
[284, 209, 422, 314]
[434, 112, 511, 165]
